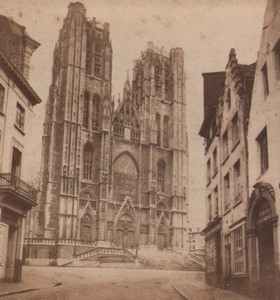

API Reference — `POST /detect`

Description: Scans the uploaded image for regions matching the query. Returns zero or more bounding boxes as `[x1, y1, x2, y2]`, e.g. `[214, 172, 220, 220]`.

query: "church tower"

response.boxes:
[37, 2, 112, 241]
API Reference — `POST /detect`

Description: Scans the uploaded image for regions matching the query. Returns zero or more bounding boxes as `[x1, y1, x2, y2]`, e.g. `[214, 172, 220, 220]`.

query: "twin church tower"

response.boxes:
[26, 2, 188, 260]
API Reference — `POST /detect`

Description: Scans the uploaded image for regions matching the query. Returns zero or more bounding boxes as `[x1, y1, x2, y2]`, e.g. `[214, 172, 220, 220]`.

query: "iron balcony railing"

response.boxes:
[0, 173, 37, 202]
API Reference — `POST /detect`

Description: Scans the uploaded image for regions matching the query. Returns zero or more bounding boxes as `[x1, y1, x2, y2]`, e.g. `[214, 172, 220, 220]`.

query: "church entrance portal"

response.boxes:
[115, 214, 136, 249]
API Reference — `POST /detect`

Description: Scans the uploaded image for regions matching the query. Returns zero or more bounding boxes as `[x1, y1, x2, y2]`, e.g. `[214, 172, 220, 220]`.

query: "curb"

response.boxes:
[0, 288, 39, 298]
[0, 282, 62, 298]
[172, 284, 188, 300]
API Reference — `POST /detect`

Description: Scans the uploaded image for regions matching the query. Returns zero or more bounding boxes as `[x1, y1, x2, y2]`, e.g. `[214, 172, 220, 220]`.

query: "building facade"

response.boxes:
[25, 2, 188, 264]
[200, 50, 255, 294]
[247, 0, 280, 299]
[0, 16, 41, 281]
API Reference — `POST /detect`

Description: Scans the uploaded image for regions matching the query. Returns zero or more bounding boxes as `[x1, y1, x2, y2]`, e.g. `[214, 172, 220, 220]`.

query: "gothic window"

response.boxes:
[164, 64, 169, 98]
[83, 91, 90, 129]
[92, 94, 100, 130]
[83, 143, 94, 180]
[0, 84, 4, 113]
[113, 154, 138, 204]
[94, 45, 101, 77]
[157, 160, 166, 192]
[79, 191, 96, 210]
[163, 116, 169, 147]
[85, 29, 92, 75]
[156, 113, 161, 145]
[155, 66, 161, 95]
[80, 214, 92, 241]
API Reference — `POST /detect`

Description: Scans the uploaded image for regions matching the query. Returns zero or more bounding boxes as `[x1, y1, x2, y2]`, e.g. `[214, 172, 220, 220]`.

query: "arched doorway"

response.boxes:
[247, 183, 279, 300]
[115, 214, 136, 249]
[157, 216, 169, 250]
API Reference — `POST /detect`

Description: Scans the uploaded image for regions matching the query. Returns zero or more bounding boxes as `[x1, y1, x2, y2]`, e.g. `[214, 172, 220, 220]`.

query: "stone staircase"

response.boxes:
[63, 246, 136, 267]
[137, 248, 204, 271]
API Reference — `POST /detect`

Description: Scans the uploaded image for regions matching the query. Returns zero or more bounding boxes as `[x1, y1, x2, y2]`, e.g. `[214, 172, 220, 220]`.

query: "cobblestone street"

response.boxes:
[0, 266, 251, 300]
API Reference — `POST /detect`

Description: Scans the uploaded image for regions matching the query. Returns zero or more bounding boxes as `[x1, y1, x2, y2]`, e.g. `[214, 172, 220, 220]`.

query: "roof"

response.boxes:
[199, 71, 225, 137]
[0, 50, 42, 105]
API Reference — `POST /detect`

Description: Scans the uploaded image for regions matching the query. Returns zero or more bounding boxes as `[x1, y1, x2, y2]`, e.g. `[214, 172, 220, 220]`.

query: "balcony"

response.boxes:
[0, 173, 37, 205]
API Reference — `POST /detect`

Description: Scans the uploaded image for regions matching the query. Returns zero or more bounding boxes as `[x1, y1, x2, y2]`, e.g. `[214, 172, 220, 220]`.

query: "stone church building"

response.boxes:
[25, 2, 188, 262]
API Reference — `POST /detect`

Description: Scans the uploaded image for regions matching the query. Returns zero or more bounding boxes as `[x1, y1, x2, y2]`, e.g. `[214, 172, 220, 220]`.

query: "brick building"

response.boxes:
[0, 16, 41, 281]
[25, 2, 188, 264]
[200, 49, 255, 293]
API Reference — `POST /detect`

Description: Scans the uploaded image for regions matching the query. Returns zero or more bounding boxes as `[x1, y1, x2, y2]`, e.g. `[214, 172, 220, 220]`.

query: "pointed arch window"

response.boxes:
[163, 116, 169, 148]
[113, 154, 138, 204]
[92, 94, 100, 130]
[83, 91, 90, 129]
[156, 113, 161, 145]
[94, 45, 101, 78]
[83, 143, 94, 180]
[155, 66, 161, 95]
[157, 160, 166, 192]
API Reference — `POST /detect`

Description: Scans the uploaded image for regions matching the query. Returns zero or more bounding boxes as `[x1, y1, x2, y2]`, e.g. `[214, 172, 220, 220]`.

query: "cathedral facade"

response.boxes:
[25, 2, 188, 261]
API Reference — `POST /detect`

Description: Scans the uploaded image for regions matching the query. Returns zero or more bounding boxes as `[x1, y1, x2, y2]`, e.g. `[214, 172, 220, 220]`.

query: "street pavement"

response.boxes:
[0, 266, 252, 300]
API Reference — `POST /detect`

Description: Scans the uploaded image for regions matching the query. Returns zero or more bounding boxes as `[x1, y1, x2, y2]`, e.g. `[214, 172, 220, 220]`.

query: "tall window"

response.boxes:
[207, 159, 211, 183]
[11, 147, 22, 178]
[222, 129, 228, 159]
[15, 103, 25, 131]
[164, 65, 169, 99]
[113, 154, 138, 204]
[85, 29, 92, 75]
[92, 94, 99, 130]
[224, 173, 230, 211]
[0, 84, 4, 113]
[233, 226, 245, 274]
[231, 112, 239, 146]
[83, 143, 93, 180]
[163, 116, 169, 147]
[83, 91, 90, 129]
[213, 148, 217, 175]
[157, 160, 166, 192]
[257, 127, 269, 174]
[233, 160, 241, 203]
[156, 113, 161, 145]
[207, 194, 212, 221]
[262, 63, 269, 97]
[214, 186, 218, 217]
[155, 66, 161, 95]
[94, 45, 101, 77]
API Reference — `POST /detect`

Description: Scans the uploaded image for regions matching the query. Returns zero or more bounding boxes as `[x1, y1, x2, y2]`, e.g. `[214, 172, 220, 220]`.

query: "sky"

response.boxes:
[1, 0, 267, 228]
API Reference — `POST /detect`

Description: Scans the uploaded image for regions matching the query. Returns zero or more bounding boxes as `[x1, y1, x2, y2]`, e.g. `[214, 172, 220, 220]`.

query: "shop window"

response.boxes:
[233, 226, 245, 274]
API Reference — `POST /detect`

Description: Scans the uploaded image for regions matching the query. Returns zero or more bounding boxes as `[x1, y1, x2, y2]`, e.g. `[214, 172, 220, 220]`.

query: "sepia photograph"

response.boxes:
[0, 0, 278, 299]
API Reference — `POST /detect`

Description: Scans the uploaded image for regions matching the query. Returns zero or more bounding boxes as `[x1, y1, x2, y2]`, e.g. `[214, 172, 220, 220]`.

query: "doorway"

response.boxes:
[257, 223, 275, 300]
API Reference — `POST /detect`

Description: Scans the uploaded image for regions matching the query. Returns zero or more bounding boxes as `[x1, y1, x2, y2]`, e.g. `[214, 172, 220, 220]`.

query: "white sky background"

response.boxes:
[1, 0, 266, 228]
